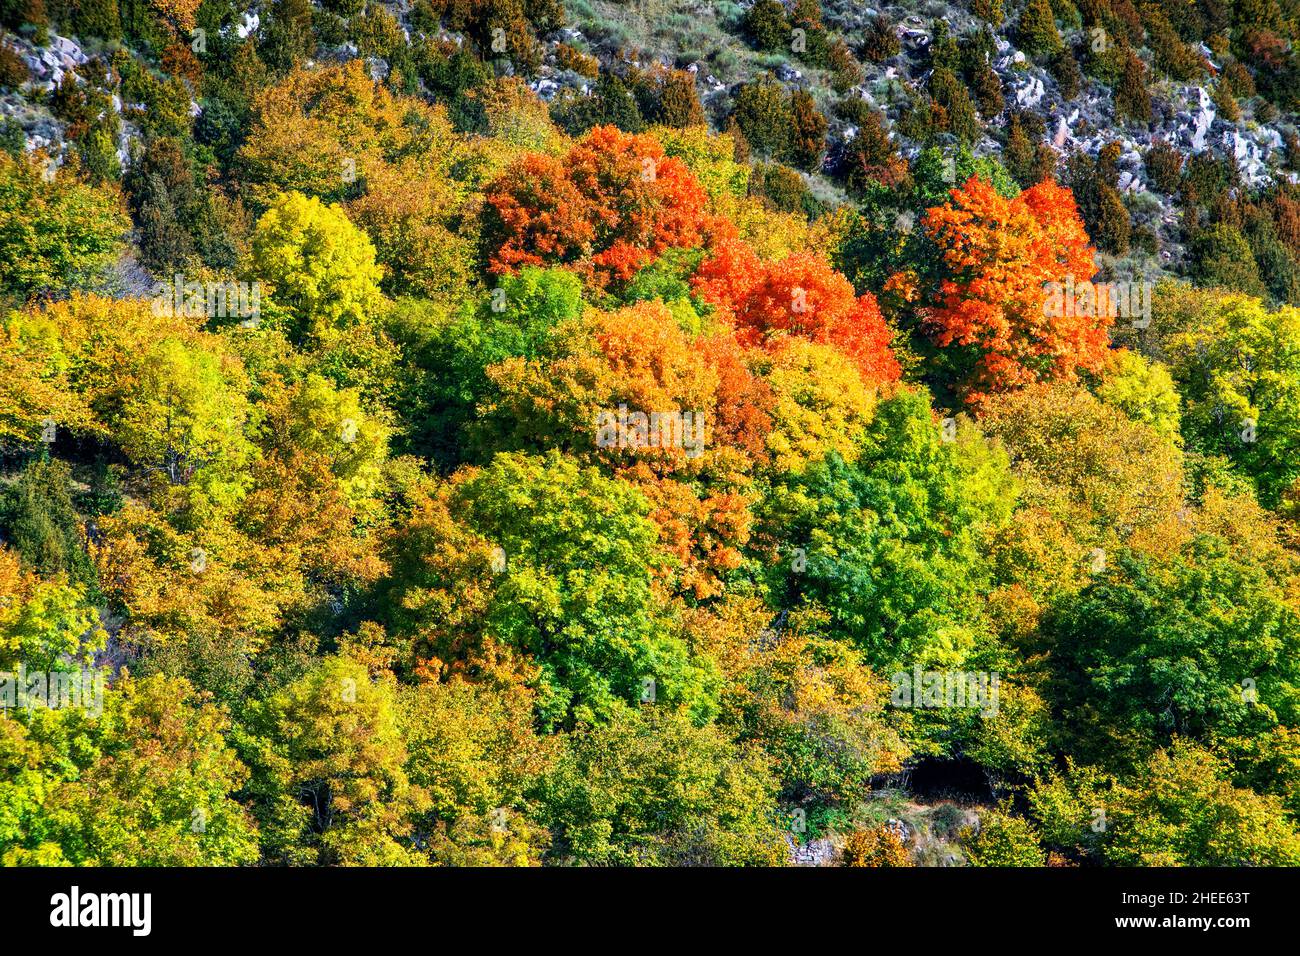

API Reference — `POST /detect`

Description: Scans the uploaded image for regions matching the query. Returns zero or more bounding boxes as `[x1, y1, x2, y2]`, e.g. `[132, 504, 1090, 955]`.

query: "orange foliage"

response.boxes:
[483, 152, 595, 274]
[484, 125, 708, 284]
[920, 176, 1106, 403]
[692, 239, 901, 386]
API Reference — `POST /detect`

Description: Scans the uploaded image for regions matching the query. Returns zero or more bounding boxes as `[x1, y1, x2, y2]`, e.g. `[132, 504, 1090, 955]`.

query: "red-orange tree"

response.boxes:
[484, 126, 708, 284]
[919, 176, 1105, 403]
[692, 239, 901, 386]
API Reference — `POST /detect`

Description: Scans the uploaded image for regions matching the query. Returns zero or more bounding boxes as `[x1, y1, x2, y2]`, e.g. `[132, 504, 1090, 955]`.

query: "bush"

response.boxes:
[1145, 140, 1184, 193]
[749, 161, 811, 214]
[731, 73, 792, 160]
[1017, 0, 1062, 57]
[841, 825, 914, 866]
[742, 0, 789, 52]
[0, 42, 27, 89]
[962, 811, 1046, 866]
[861, 14, 900, 62]
[1191, 223, 1266, 298]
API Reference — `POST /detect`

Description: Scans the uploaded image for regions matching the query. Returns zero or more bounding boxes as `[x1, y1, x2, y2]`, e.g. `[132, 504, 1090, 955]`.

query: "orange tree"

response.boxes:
[692, 239, 901, 386]
[916, 176, 1105, 404]
[483, 125, 708, 286]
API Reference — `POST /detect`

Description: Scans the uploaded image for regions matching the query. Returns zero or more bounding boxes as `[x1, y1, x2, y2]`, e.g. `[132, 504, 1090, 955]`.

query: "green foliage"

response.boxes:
[1191, 224, 1267, 298]
[730, 73, 792, 162]
[1016, 0, 1063, 57]
[0, 151, 128, 297]
[762, 388, 1015, 671]
[538, 707, 786, 865]
[446, 450, 718, 728]
[1, 458, 97, 591]
[250, 191, 385, 343]
[238, 654, 428, 865]
[962, 809, 1047, 866]
[1044, 537, 1300, 755]
[0, 674, 259, 866]
[391, 267, 584, 469]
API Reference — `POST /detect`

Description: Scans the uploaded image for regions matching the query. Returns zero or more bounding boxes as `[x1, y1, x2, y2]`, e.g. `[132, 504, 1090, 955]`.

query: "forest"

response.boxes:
[2, 0, 1300, 867]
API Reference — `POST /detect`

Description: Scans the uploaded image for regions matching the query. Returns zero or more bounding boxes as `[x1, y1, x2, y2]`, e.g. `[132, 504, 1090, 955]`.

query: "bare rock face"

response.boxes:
[786, 835, 837, 867]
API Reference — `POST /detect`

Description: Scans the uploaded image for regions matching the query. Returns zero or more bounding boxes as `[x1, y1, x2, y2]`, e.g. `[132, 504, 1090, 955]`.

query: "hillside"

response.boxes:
[2, 0, 1300, 869]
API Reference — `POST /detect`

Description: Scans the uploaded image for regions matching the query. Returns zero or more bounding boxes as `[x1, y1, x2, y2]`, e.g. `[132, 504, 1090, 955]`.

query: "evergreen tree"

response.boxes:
[1017, 0, 1063, 57]
[657, 70, 705, 128]
[1115, 48, 1152, 123]
[789, 88, 827, 170]
[1, 458, 96, 591]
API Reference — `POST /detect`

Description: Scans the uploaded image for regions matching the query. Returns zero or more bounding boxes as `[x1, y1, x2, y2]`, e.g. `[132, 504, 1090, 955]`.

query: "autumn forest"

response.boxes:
[3, 0, 1300, 871]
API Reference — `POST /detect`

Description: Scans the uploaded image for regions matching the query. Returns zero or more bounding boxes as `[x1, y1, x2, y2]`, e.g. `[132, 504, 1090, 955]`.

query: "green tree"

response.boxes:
[239, 654, 429, 866]
[250, 191, 385, 343]
[1190, 224, 1266, 298]
[1105, 742, 1300, 865]
[0, 151, 127, 297]
[731, 74, 793, 161]
[762, 388, 1016, 671]
[1164, 291, 1300, 505]
[1016, 0, 1062, 57]
[1, 458, 97, 590]
[0, 674, 259, 866]
[538, 707, 787, 865]
[962, 809, 1047, 866]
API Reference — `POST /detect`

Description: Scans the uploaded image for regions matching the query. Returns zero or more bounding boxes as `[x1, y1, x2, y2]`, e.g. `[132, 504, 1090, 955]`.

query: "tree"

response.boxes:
[0, 674, 258, 866]
[1043, 533, 1300, 756]
[1115, 47, 1153, 123]
[1190, 224, 1266, 298]
[260, 0, 315, 72]
[386, 450, 717, 728]
[484, 126, 708, 284]
[345, 158, 477, 301]
[761, 388, 1015, 671]
[1, 458, 97, 590]
[1016, 0, 1063, 57]
[238, 60, 466, 209]
[0, 546, 105, 672]
[742, 0, 789, 51]
[1163, 290, 1300, 506]
[691, 240, 901, 385]
[842, 109, 909, 196]
[789, 89, 827, 171]
[730, 74, 793, 161]
[1051, 45, 1081, 99]
[699, 603, 910, 808]
[761, 339, 878, 474]
[109, 336, 254, 500]
[538, 706, 787, 866]
[929, 67, 981, 143]
[1094, 349, 1181, 442]
[919, 176, 1104, 402]
[861, 14, 901, 62]
[400, 676, 555, 834]
[240, 654, 429, 866]
[250, 191, 385, 342]
[657, 70, 706, 128]
[1145, 139, 1184, 193]
[981, 383, 1185, 555]
[1105, 742, 1300, 865]
[0, 150, 128, 298]
[962, 809, 1047, 865]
